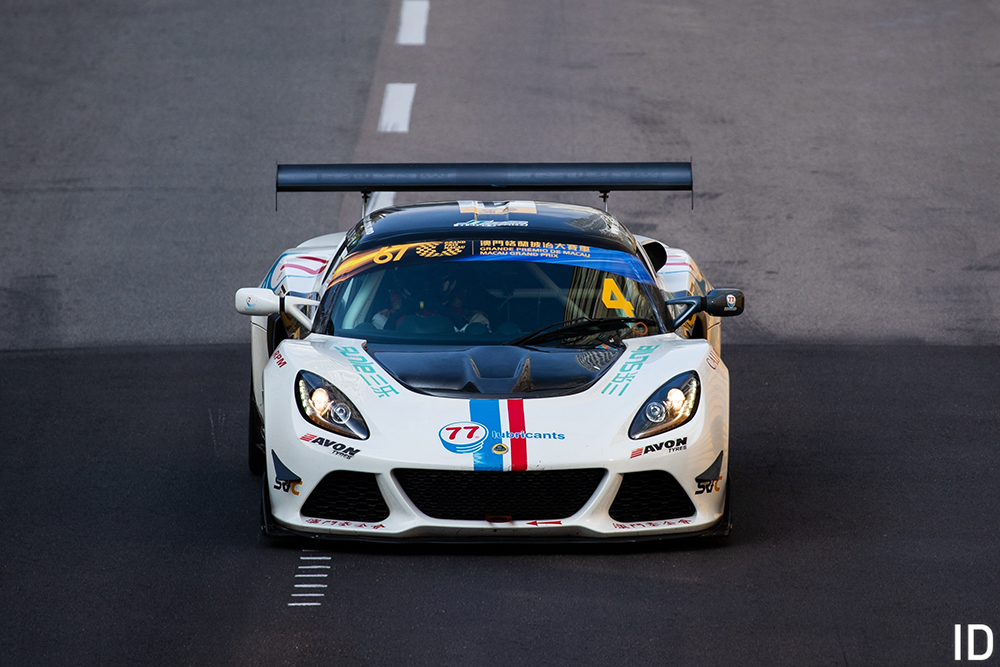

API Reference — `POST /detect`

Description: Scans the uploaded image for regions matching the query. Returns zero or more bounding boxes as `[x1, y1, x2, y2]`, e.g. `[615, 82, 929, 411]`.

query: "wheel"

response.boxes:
[248, 390, 265, 475]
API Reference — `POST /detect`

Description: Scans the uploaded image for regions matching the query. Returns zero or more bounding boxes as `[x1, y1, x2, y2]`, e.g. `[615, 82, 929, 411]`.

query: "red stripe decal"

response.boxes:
[507, 399, 527, 471]
[279, 262, 326, 275]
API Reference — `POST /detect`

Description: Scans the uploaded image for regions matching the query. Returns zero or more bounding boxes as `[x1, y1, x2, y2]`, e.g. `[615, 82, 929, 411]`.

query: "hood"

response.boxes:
[366, 344, 622, 398]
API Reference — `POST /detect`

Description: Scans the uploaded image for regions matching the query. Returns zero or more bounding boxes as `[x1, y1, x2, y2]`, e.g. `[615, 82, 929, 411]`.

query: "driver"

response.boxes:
[371, 264, 490, 332]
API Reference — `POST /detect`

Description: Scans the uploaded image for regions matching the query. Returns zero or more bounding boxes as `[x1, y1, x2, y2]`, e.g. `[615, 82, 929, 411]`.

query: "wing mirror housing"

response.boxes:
[235, 287, 319, 329]
[663, 289, 744, 331]
[641, 240, 667, 272]
[705, 289, 745, 317]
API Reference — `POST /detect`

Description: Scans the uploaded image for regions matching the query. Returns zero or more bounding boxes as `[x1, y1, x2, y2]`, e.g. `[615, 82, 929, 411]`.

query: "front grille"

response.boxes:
[609, 470, 695, 522]
[301, 471, 390, 522]
[394, 468, 606, 521]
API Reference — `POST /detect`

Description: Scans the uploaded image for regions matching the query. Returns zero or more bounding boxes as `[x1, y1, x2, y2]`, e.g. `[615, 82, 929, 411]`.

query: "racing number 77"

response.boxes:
[444, 425, 481, 441]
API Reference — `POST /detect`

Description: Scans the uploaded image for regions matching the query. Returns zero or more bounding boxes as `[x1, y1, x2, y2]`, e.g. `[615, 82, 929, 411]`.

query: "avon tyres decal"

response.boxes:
[301, 433, 361, 460]
[438, 399, 565, 471]
[630, 437, 687, 458]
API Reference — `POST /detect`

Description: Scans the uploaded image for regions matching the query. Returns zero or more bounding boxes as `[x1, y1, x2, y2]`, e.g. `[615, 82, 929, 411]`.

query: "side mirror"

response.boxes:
[663, 288, 745, 331]
[641, 240, 667, 272]
[235, 287, 319, 329]
[705, 289, 745, 317]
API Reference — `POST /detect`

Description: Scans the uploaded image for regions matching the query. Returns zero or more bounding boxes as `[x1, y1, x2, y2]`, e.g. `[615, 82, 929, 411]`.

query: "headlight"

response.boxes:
[295, 371, 369, 440]
[628, 371, 700, 439]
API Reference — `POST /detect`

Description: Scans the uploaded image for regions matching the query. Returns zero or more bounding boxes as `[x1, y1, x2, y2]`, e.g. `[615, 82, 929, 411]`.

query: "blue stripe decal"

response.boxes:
[455, 249, 653, 284]
[469, 400, 504, 471]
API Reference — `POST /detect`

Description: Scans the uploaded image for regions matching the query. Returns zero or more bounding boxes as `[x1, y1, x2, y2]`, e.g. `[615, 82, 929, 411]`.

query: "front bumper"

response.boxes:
[261, 455, 730, 542]
[261, 474, 730, 544]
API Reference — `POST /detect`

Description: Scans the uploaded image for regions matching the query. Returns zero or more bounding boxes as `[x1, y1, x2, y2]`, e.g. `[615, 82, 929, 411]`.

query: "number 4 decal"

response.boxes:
[602, 278, 635, 317]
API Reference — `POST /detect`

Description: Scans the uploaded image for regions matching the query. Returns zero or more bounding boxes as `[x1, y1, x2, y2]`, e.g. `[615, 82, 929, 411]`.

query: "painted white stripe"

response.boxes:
[292, 593, 325, 597]
[288, 602, 322, 607]
[378, 83, 417, 132]
[300, 556, 331, 560]
[295, 584, 328, 588]
[298, 565, 331, 569]
[397, 0, 430, 45]
[369, 191, 396, 212]
[295, 574, 329, 578]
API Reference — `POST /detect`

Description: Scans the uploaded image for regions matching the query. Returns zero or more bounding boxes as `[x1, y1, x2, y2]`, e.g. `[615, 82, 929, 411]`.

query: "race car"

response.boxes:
[234, 162, 744, 542]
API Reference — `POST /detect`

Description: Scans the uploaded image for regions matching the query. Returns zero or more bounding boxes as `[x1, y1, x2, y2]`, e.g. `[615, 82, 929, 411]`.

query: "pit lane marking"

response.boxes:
[374, 3, 431, 207]
[397, 0, 430, 45]
[288, 550, 329, 607]
[378, 83, 416, 132]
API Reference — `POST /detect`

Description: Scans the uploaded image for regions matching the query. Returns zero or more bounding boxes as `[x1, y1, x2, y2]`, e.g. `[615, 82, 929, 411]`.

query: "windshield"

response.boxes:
[314, 239, 664, 346]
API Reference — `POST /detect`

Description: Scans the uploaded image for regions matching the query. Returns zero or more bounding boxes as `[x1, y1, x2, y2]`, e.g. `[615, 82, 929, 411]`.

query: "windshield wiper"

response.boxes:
[505, 317, 656, 347]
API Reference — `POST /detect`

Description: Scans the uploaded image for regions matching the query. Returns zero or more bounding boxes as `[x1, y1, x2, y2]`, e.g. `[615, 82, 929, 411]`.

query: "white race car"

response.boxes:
[235, 163, 744, 542]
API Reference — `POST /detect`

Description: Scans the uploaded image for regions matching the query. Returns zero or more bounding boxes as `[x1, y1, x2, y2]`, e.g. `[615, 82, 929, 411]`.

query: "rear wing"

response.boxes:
[275, 161, 693, 210]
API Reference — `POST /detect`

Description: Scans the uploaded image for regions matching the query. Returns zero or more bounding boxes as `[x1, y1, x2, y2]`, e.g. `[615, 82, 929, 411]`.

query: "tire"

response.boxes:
[260, 471, 272, 535]
[248, 391, 265, 476]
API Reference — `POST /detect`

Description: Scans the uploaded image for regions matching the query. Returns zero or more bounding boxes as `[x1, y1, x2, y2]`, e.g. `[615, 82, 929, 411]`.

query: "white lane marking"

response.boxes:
[397, 0, 430, 45]
[378, 83, 417, 132]
[369, 191, 396, 212]
[291, 550, 329, 607]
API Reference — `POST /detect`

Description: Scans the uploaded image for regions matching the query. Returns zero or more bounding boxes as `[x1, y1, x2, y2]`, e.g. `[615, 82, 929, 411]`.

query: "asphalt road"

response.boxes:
[2, 0, 999, 665]
[1, 344, 996, 665]
[2, 0, 999, 349]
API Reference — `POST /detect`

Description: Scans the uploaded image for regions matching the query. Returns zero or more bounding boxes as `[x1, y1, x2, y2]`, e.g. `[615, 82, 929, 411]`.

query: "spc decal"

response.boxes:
[301, 433, 361, 460]
[695, 451, 725, 495]
[629, 437, 687, 458]
[696, 476, 722, 495]
[271, 451, 302, 495]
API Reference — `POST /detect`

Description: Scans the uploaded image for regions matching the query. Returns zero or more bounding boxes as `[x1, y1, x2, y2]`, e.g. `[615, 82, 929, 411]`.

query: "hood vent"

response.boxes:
[366, 345, 621, 398]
